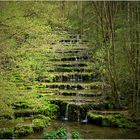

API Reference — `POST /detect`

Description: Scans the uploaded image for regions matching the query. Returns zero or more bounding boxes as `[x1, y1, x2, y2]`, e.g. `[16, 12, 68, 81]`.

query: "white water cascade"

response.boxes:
[81, 115, 88, 123]
[63, 104, 69, 121]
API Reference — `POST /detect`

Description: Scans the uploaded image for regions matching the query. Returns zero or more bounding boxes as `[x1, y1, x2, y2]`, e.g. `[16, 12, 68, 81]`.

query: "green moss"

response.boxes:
[14, 109, 38, 118]
[87, 112, 134, 128]
[72, 131, 81, 139]
[37, 104, 59, 118]
[13, 101, 29, 109]
[14, 124, 33, 137]
[32, 118, 46, 132]
[34, 114, 51, 125]
[43, 128, 82, 139]
[0, 128, 13, 139]
[43, 127, 67, 139]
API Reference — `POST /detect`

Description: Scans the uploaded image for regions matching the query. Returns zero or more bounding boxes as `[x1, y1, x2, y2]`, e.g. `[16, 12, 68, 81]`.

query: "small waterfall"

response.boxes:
[77, 110, 80, 122]
[78, 75, 83, 82]
[81, 115, 88, 123]
[75, 57, 78, 62]
[63, 104, 69, 121]
[86, 52, 89, 60]
[70, 75, 73, 82]
[64, 85, 67, 90]
[75, 85, 78, 90]
[58, 75, 63, 82]
[81, 75, 83, 81]
[73, 75, 76, 82]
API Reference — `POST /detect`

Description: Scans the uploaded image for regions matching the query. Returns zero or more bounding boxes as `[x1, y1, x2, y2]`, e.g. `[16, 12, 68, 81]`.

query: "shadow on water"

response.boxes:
[24, 120, 140, 139]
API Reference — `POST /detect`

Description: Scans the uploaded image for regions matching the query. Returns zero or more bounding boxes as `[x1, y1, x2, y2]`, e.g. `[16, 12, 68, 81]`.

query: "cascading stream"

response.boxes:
[63, 103, 69, 121]
[81, 115, 88, 123]
[46, 34, 104, 122]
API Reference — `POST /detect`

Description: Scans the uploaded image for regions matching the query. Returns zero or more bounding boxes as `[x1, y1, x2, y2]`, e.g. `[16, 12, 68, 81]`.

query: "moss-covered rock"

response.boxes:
[87, 111, 135, 128]
[14, 124, 33, 137]
[14, 109, 39, 118]
[0, 128, 13, 139]
[34, 114, 51, 125]
[13, 101, 29, 109]
[32, 118, 46, 132]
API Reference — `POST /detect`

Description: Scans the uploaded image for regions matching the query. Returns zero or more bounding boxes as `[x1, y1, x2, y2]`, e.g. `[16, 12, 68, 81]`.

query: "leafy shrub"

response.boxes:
[14, 124, 33, 137]
[13, 101, 29, 109]
[32, 118, 45, 132]
[88, 112, 135, 128]
[0, 128, 13, 139]
[71, 131, 81, 139]
[34, 114, 51, 125]
[37, 103, 58, 118]
[43, 127, 67, 139]
[44, 131, 57, 139]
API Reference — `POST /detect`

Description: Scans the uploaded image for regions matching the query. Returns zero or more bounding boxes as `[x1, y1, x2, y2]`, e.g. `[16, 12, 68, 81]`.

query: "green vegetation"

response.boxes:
[0, 1, 139, 139]
[71, 131, 81, 139]
[87, 112, 135, 128]
[0, 128, 13, 139]
[43, 127, 81, 139]
[14, 124, 33, 137]
[32, 119, 46, 132]
[43, 127, 67, 139]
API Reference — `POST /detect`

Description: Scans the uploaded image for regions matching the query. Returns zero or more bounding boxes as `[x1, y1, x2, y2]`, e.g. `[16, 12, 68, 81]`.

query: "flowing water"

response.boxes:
[24, 120, 140, 139]
[63, 104, 69, 121]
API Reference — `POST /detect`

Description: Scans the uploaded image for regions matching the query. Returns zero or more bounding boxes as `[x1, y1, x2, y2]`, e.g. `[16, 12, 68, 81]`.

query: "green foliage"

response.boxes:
[87, 112, 135, 128]
[34, 114, 51, 125]
[0, 75, 20, 118]
[14, 124, 33, 137]
[43, 127, 67, 139]
[13, 101, 29, 109]
[71, 131, 81, 139]
[0, 128, 13, 139]
[0, 1, 70, 85]
[13, 91, 58, 118]
[43, 128, 82, 139]
[32, 118, 46, 132]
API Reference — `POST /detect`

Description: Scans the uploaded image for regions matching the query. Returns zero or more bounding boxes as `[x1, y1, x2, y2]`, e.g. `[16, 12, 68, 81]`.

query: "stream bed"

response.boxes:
[24, 120, 140, 139]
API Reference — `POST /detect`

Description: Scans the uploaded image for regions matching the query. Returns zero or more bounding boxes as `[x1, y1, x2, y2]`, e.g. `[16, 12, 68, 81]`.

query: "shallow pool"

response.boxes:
[24, 120, 140, 139]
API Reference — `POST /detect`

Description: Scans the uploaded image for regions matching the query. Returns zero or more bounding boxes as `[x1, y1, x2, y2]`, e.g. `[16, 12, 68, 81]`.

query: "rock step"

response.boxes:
[87, 110, 134, 128]
[49, 56, 91, 62]
[37, 72, 100, 82]
[52, 53, 92, 59]
[55, 50, 90, 53]
[88, 110, 128, 116]
[45, 72, 97, 76]
[45, 95, 104, 103]
[38, 89, 105, 97]
[54, 51, 92, 56]
[48, 67, 93, 73]
[48, 98, 110, 121]
[56, 63, 88, 67]
[44, 72, 100, 82]
[45, 61, 94, 67]
[53, 46, 90, 51]
[42, 82, 109, 90]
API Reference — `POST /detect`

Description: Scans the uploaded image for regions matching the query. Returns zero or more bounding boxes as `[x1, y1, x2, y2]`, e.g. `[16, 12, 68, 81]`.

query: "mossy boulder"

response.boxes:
[14, 109, 39, 118]
[0, 128, 13, 139]
[14, 124, 33, 137]
[32, 118, 46, 132]
[87, 111, 135, 128]
[13, 101, 29, 109]
[34, 114, 51, 125]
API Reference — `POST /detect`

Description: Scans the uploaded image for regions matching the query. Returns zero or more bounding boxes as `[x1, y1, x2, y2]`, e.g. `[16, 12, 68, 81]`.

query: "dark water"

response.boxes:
[0, 118, 32, 129]
[24, 120, 140, 139]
